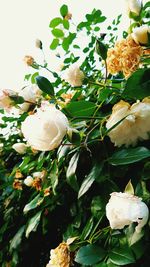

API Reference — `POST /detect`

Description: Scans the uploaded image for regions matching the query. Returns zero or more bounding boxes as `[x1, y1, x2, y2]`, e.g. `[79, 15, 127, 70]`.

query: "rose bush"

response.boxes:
[0, 1, 150, 267]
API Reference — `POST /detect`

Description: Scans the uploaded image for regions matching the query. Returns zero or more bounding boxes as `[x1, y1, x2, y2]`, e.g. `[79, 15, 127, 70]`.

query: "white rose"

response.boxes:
[21, 103, 69, 151]
[126, 0, 142, 15]
[63, 63, 84, 87]
[24, 176, 34, 187]
[131, 25, 150, 45]
[106, 192, 149, 233]
[106, 98, 150, 147]
[12, 142, 27, 154]
[0, 89, 15, 110]
[19, 84, 42, 103]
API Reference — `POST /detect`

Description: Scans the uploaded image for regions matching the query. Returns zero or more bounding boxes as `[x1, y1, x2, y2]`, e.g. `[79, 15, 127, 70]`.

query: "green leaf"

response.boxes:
[109, 245, 135, 265]
[51, 28, 64, 38]
[124, 180, 134, 195]
[78, 162, 102, 198]
[49, 17, 62, 28]
[62, 33, 76, 51]
[25, 211, 42, 238]
[126, 224, 144, 246]
[36, 75, 54, 96]
[23, 194, 44, 214]
[10, 95, 25, 104]
[66, 152, 79, 192]
[109, 147, 150, 165]
[94, 263, 107, 267]
[50, 38, 59, 50]
[31, 72, 39, 84]
[60, 4, 68, 17]
[123, 69, 150, 100]
[80, 217, 94, 240]
[10, 225, 25, 253]
[65, 101, 96, 117]
[75, 244, 106, 265]
[96, 40, 108, 60]
[62, 19, 70, 29]
[50, 160, 58, 194]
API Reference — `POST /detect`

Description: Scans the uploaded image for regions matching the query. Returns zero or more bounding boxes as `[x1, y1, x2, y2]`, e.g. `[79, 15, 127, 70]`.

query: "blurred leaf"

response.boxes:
[124, 180, 134, 195]
[60, 4, 68, 17]
[10, 95, 25, 104]
[91, 196, 105, 219]
[78, 162, 102, 198]
[10, 225, 25, 253]
[50, 160, 58, 194]
[66, 152, 79, 191]
[109, 245, 135, 265]
[23, 194, 44, 214]
[25, 211, 42, 238]
[75, 244, 106, 265]
[49, 17, 62, 28]
[80, 217, 94, 240]
[65, 101, 96, 117]
[36, 75, 54, 96]
[96, 40, 108, 60]
[123, 69, 150, 100]
[50, 38, 59, 50]
[109, 147, 150, 165]
[51, 28, 64, 38]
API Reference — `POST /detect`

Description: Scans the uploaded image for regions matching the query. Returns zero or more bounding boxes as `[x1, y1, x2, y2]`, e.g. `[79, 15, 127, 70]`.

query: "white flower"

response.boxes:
[12, 142, 27, 154]
[63, 63, 84, 87]
[106, 192, 149, 233]
[21, 103, 69, 151]
[126, 0, 142, 15]
[24, 176, 34, 187]
[106, 98, 150, 147]
[0, 89, 15, 110]
[19, 84, 42, 103]
[131, 25, 150, 45]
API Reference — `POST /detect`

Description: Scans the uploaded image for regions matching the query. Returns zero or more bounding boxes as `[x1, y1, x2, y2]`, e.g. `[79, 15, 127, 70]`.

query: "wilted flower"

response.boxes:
[23, 55, 35, 66]
[15, 170, 24, 179]
[46, 242, 71, 267]
[24, 176, 34, 187]
[63, 63, 84, 87]
[44, 187, 51, 197]
[21, 103, 69, 151]
[131, 25, 150, 45]
[13, 179, 23, 190]
[126, 0, 142, 15]
[33, 170, 47, 180]
[0, 89, 16, 111]
[32, 178, 42, 191]
[12, 142, 27, 154]
[106, 192, 149, 233]
[64, 13, 72, 20]
[107, 35, 143, 78]
[35, 39, 43, 49]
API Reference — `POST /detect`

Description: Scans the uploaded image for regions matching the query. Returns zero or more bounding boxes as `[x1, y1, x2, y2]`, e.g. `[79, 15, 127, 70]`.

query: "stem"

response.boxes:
[104, 60, 108, 84]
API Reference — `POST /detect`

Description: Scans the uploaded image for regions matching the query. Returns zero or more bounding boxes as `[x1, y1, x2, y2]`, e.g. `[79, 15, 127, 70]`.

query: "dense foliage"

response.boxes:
[0, 2, 150, 266]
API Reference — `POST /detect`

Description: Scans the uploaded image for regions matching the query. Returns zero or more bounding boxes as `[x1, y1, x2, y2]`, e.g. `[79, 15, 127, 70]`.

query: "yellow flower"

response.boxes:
[46, 242, 71, 267]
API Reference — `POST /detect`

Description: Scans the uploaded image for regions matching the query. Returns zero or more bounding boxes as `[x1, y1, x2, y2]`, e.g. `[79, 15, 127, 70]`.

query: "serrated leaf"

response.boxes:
[75, 244, 106, 265]
[109, 147, 150, 165]
[25, 211, 42, 238]
[36, 75, 54, 96]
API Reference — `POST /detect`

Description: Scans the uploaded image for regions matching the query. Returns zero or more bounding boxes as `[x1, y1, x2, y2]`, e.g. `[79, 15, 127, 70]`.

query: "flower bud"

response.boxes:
[106, 192, 149, 233]
[62, 63, 85, 87]
[131, 25, 150, 45]
[126, 0, 142, 16]
[12, 142, 27, 154]
[24, 176, 34, 187]
[23, 55, 35, 66]
[35, 39, 43, 49]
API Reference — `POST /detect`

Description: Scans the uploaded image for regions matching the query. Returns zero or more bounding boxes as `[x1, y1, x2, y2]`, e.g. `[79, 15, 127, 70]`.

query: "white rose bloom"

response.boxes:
[21, 103, 69, 151]
[63, 63, 84, 87]
[12, 142, 27, 154]
[0, 89, 15, 110]
[106, 98, 150, 147]
[19, 84, 42, 103]
[131, 25, 150, 45]
[126, 0, 142, 15]
[106, 192, 149, 233]
[24, 176, 34, 187]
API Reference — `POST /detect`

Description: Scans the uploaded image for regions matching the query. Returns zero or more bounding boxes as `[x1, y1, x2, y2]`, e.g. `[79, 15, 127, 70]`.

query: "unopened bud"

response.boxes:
[35, 39, 43, 49]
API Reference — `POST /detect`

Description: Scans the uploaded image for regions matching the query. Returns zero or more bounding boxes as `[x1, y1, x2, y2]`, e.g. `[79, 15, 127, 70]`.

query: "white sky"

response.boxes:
[0, 0, 137, 90]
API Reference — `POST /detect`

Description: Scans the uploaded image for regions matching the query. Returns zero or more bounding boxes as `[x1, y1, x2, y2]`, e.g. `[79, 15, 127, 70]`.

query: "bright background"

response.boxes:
[0, 0, 141, 90]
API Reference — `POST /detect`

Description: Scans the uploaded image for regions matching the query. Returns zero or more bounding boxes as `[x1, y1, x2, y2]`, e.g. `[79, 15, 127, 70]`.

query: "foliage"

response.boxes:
[0, 2, 150, 267]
